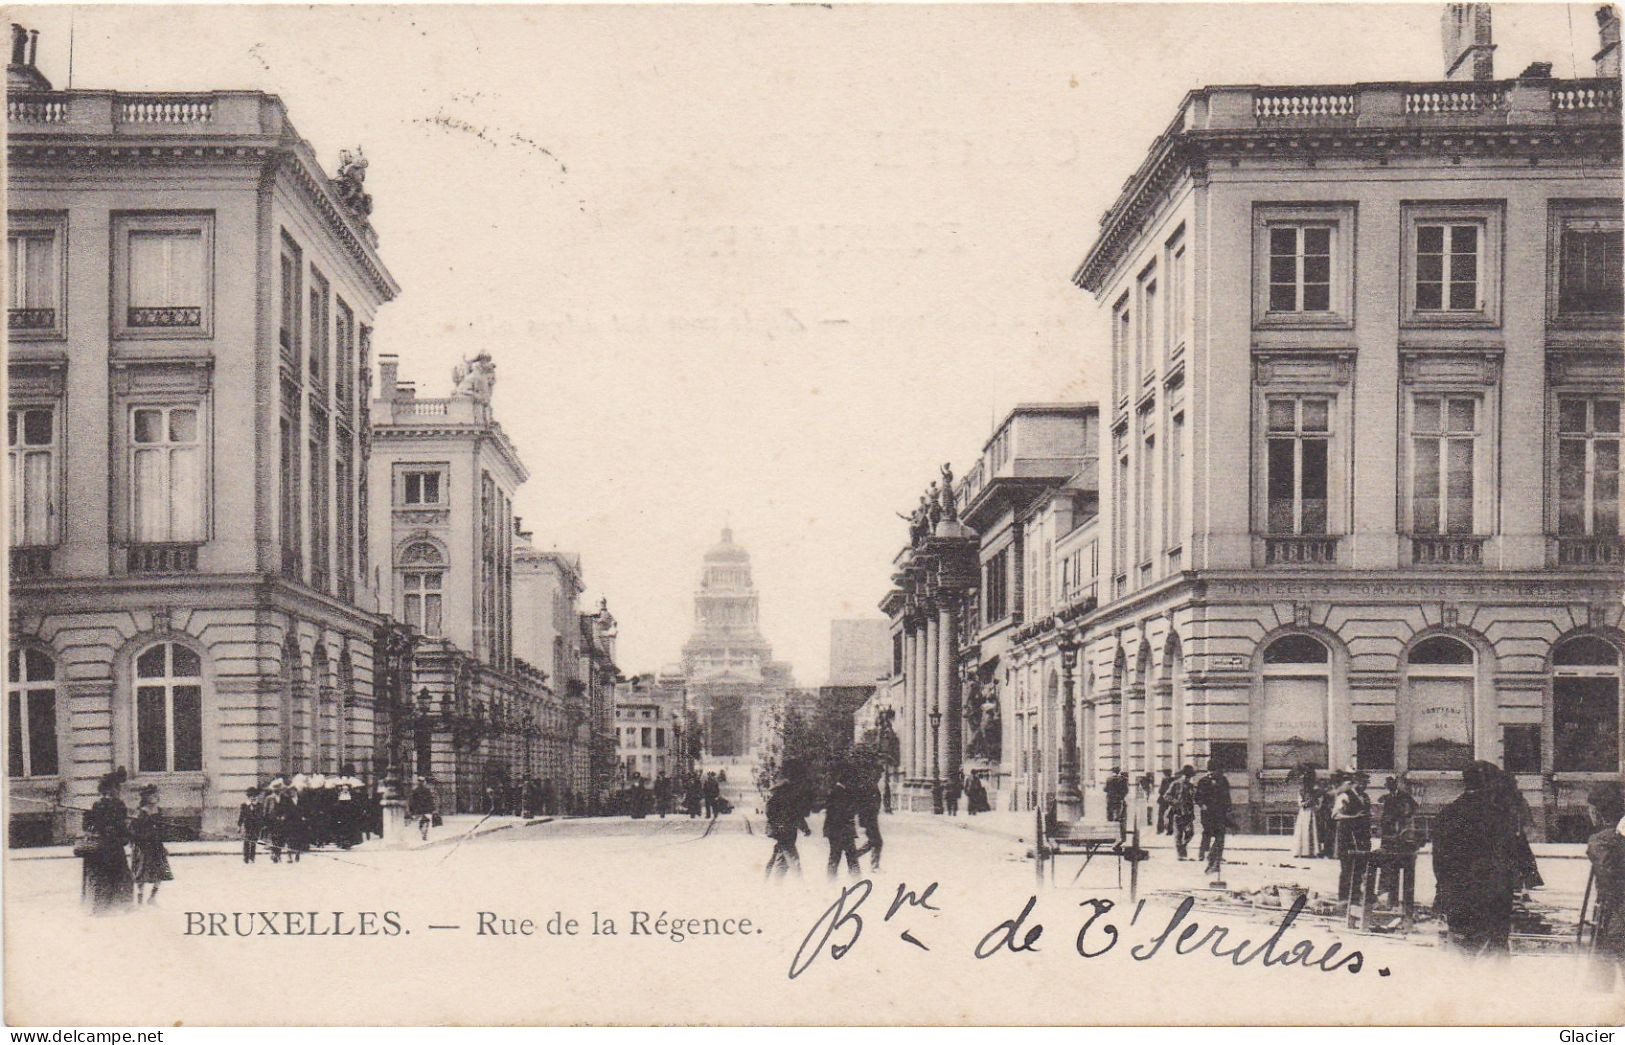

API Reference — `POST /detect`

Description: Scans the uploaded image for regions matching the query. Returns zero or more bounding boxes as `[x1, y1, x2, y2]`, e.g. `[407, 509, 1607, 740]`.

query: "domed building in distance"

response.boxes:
[679, 528, 795, 760]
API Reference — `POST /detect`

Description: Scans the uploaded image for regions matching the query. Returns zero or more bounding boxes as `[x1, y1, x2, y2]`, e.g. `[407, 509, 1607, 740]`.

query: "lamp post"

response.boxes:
[929, 706, 943, 814]
[1057, 639, 1083, 822]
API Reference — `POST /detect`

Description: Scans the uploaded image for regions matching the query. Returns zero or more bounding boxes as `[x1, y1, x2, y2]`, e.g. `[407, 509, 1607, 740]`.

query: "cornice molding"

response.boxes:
[1073, 123, 1621, 295]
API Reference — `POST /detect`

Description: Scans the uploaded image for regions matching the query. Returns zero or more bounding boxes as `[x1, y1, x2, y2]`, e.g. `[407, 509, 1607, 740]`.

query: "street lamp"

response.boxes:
[929, 706, 944, 814]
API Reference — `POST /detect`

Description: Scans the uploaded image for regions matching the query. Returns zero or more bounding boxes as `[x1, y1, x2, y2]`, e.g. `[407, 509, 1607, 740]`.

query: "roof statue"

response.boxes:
[451, 350, 497, 401]
[939, 462, 957, 522]
[332, 147, 373, 221]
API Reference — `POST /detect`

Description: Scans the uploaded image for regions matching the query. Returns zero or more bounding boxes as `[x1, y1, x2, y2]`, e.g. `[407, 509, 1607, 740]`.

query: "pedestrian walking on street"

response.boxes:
[1195, 767, 1231, 875]
[238, 788, 262, 864]
[822, 775, 862, 878]
[1104, 767, 1129, 835]
[130, 785, 173, 905]
[1156, 769, 1175, 835]
[409, 778, 437, 842]
[654, 773, 671, 818]
[1489, 766, 1543, 893]
[80, 769, 134, 915]
[1316, 774, 1341, 858]
[703, 772, 721, 820]
[1165, 765, 1197, 859]
[1431, 761, 1519, 957]
[944, 773, 961, 816]
[763, 773, 812, 878]
[854, 766, 885, 870]
[1584, 783, 1625, 990]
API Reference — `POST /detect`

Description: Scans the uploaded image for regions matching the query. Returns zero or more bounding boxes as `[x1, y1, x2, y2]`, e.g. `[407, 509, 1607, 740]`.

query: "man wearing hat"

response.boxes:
[238, 788, 262, 864]
[1585, 782, 1625, 989]
[1165, 765, 1198, 860]
[1431, 761, 1519, 956]
[1332, 770, 1373, 902]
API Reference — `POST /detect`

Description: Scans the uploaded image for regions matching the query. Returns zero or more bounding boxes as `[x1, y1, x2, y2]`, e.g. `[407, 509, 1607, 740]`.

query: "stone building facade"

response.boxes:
[367, 355, 568, 813]
[6, 37, 398, 841]
[1054, 7, 1623, 839]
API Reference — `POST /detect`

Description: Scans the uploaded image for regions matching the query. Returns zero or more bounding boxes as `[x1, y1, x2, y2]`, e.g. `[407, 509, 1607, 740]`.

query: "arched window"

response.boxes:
[1554, 636, 1621, 773]
[8, 648, 58, 778]
[1406, 636, 1474, 771]
[134, 641, 203, 773]
[1261, 634, 1330, 769]
[398, 541, 444, 636]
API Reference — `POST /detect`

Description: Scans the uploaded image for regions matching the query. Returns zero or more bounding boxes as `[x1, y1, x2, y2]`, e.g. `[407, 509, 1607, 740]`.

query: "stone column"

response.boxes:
[914, 615, 929, 782]
[925, 608, 940, 810]
[935, 599, 954, 813]
[901, 623, 916, 778]
[941, 598, 963, 791]
[1057, 640, 1082, 821]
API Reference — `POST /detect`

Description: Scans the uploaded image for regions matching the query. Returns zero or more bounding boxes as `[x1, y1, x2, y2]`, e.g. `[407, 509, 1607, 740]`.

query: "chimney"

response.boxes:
[1598, 6, 1621, 77]
[1441, 3, 1495, 82]
[7, 22, 51, 91]
[377, 354, 399, 399]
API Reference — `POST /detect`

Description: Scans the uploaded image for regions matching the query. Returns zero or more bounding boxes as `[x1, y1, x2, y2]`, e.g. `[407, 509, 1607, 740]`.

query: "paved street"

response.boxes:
[6, 808, 1616, 1026]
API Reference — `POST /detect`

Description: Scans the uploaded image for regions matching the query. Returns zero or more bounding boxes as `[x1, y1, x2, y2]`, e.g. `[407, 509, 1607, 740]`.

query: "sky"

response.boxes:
[18, 3, 1594, 680]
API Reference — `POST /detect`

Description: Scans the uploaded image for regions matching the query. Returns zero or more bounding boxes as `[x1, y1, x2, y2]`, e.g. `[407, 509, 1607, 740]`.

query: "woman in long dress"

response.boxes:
[1290, 764, 1319, 859]
[129, 784, 173, 905]
[81, 770, 134, 914]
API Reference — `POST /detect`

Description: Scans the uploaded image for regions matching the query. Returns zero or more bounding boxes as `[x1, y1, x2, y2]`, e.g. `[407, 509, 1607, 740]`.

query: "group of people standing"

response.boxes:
[79, 769, 172, 914]
[237, 771, 380, 863]
[615, 771, 726, 820]
[764, 760, 885, 879]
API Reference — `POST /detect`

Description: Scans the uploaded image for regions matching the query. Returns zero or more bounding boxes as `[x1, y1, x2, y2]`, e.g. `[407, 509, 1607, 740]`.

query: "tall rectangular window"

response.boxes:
[8, 649, 58, 779]
[1559, 227, 1623, 316]
[279, 237, 301, 359]
[127, 230, 203, 327]
[309, 270, 330, 392]
[1415, 222, 1481, 312]
[334, 299, 355, 414]
[1138, 433, 1155, 570]
[1268, 224, 1332, 313]
[335, 433, 355, 600]
[1139, 272, 1157, 380]
[8, 407, 56, 546]
[1411, 395, 1478, 535]
[7, 226, 59, 333]
[309, 407, 329, 592]
[1266, 397, 1330, 534]
[403, 571, 443, 636]
[279, 381, 302, 580]
[1168, 239, 1187, 357]
[1168, 411, 1185, 548]
[983, 550, 1008, 624]
[1112, 297, 1130, 405]
[1558, 397, 1621, 536]
[130, 405, 203, 543]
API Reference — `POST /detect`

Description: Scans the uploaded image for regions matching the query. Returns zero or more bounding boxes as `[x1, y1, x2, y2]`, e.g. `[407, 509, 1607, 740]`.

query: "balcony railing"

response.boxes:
[1255, 88, 1357, 120]
[1404, 83, 1507, 114]
[1264, 535, 1339, 565]
[117, 96, 214, 125]
[1552, 81, 1622, 111]
[8, 307, 56, 330]
[128, 306, 202, 328]
[127, 542, 200, 574]
[10, 547, 52, 578]
[8, 95, 67, 123]
[1557, 535, 1624, 567]
[1410, 535, 1486, 566]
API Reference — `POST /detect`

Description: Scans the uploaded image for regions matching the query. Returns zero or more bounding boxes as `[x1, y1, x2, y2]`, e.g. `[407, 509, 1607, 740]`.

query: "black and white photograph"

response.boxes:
[2, 1, 1623, 1028]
